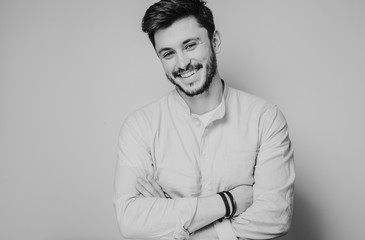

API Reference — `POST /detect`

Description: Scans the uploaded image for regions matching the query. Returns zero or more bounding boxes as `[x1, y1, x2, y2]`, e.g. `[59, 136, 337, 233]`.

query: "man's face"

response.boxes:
[154, 17, 218, 97]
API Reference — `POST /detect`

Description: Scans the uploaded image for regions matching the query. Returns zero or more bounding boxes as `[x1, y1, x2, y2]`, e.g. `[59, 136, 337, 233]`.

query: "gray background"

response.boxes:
[1, 0, 364, 239]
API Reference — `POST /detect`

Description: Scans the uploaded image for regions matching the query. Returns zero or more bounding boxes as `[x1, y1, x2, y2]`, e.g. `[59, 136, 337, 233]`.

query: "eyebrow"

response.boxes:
[182, 37, 200, 45]
[157, 37, 201, 56]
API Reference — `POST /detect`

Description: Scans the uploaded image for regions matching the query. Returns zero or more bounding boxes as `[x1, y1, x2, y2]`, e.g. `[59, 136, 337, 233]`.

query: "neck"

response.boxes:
[178, 75, 223, 115]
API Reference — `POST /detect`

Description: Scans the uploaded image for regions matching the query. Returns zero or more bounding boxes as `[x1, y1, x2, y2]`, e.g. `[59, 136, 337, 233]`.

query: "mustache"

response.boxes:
[172, 63, 203, 78]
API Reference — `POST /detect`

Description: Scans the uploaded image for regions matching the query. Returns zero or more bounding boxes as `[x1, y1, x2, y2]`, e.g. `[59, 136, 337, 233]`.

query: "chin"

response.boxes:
[167, 69, 212, 97]
[185, 80, 204, 91]
[181, 79, 211, 97]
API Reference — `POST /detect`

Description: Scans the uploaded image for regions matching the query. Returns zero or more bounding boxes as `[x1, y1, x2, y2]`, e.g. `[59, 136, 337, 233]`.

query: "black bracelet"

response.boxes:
[218, 192, 230, 218]
[225, 191, 237, 218]
[222, 192, 232, 216]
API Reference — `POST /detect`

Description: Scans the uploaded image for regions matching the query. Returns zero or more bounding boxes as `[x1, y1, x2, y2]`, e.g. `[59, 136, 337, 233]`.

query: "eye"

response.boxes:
[162, 51, 174, 59]
[185, 42, 197, 50]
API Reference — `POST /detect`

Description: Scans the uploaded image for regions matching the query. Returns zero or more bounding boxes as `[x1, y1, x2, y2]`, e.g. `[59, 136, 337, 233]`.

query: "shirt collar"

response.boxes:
[172, 79, 228, 121]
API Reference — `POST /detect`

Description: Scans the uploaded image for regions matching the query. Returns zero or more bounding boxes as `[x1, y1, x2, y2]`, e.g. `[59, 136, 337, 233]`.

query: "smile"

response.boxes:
[179, 69, 198, 78]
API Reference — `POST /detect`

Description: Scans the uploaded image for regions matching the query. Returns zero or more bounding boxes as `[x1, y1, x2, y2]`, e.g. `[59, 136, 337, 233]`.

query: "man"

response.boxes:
[114, 0, 295, 239]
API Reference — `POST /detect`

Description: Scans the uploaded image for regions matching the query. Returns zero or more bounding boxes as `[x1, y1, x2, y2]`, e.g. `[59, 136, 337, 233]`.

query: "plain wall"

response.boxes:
[1, 1, 364, 239]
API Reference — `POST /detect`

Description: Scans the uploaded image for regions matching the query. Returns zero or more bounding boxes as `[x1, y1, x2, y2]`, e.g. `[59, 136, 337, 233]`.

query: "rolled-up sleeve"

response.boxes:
[216, 106, 295, 240]
[113, 113, 198, 239]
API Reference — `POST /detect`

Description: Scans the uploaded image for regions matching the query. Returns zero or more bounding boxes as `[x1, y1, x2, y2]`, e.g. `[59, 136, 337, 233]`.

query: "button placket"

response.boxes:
[200, 129, 215, 194]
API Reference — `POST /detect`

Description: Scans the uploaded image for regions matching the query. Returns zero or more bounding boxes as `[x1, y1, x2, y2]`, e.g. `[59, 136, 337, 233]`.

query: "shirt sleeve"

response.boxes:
[214, 220, 237, 240]
[223, 106, 295, 240]
[113, 113, 198, 240]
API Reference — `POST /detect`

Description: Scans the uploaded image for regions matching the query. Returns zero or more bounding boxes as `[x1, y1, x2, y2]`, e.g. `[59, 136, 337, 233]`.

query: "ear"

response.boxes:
[211, 30, 222, 54]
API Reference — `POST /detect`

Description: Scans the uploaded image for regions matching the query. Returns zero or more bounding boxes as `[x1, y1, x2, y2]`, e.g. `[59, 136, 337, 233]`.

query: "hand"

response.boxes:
[229, 185, 253, 216]
[136, 175, 170, 198]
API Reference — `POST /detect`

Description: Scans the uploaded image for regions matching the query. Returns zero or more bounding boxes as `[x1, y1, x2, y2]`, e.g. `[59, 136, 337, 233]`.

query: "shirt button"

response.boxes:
[195, 121, 201, 126]
[203, 182, 211, 190]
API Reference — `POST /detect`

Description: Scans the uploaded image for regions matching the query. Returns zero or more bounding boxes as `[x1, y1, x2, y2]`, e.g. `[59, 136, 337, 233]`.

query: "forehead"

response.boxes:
[154, 17, 209, 50]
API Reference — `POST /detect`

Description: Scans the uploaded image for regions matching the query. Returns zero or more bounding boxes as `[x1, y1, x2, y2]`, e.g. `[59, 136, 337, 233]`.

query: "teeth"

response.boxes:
[180, 69, 197, 78]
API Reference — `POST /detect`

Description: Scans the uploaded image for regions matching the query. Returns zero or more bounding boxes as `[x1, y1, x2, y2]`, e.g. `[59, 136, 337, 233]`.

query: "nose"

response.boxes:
[176, 52, 190, 70]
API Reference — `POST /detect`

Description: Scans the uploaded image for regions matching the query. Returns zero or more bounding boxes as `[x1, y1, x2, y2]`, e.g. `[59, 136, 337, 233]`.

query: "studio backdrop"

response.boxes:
[1, 1, 364, 239]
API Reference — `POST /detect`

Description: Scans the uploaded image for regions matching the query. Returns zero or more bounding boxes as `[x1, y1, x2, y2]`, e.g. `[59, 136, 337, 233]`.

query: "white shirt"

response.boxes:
[114, 83, 295, 239]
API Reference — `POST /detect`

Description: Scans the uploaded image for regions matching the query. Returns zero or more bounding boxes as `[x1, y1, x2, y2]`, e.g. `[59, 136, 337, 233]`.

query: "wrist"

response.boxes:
[217, 191, 237, 220]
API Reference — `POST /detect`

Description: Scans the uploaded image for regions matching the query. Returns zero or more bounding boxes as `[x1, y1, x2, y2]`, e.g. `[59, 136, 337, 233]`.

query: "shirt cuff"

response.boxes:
[214, 219, 237, 240]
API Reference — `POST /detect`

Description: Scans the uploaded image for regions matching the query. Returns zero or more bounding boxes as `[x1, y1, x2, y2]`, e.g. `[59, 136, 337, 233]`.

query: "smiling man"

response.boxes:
[156, 16, 217, 98]
[114, 1, 295, 239]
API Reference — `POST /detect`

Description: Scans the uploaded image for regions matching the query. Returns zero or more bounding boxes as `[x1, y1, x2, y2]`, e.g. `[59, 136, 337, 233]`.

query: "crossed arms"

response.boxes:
[114, 160, 252, 239]
[135, 175, 253, 238]
[114, 106, 295, 239]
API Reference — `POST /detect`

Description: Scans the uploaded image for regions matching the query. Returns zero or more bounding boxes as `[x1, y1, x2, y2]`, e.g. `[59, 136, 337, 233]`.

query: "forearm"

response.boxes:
[188, 194, 225, 232]
[115, 194, 198, 239]
[190, 184, 253, 233]
[115, 194, 226, 239]
[190, 223, 219, 240]
[231, 184, 294, 239]
[116, 194, 225, 235]
[208, 185, 294, 240]
[115, 172, 224, 239]
[220, 149, 295, 239]
[115, 188, 250, 239]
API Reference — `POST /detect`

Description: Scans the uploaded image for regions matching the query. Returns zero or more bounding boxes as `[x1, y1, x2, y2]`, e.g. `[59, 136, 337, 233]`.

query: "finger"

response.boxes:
[147, 175, 166, 198]
[137, 177, 161, 197]
[136, 181, 153, 197]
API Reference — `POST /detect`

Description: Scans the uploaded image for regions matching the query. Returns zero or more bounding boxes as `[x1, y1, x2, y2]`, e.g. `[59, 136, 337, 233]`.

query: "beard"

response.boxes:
[166, 48, 217, 97]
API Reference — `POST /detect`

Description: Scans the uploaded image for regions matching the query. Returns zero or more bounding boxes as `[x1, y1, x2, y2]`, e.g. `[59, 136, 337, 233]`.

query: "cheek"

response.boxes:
[196, 45, 212, 60]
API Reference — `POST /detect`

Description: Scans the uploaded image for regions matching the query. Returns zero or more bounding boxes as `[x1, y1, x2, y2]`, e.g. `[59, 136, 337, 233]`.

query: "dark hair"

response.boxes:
[141, 0, 215, 47]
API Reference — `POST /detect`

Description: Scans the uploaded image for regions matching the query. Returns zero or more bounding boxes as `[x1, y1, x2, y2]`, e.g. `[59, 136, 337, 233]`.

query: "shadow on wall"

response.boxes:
[279, 193, 323, 240]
